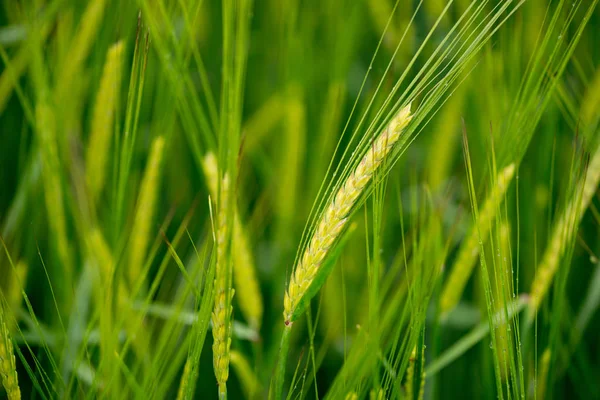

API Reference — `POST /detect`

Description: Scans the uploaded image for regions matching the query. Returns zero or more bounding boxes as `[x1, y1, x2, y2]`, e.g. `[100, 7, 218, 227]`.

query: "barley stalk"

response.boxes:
[176, 358, 192, 400]
[128, 136, 165, 287]
[86, 41, 124, 200]
[203, 153, 263, 329]
[439, 163, 516, 315]
[283, 104, 413, 324]
[0, 308, 20, 400]
[528, 145, 600, 315]
[406, 346, 425, 400]
[211, 173, 234, 399]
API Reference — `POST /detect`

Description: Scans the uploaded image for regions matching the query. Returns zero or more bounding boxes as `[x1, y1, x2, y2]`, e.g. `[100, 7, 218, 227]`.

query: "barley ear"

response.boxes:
[203, 153, 263, 330]
[86, 41, 124, 200]
[36, 102, 74, 307]
[0, 308, 21, 400]
[529, 146, 600, 316]
[439, 163, 516, 315]
[283, 104, 413, 324]
[211, 173, 234, 399]
[6, 261, 27, 325]
[230, 350, 260, 396]
[128, 136, 165, 288]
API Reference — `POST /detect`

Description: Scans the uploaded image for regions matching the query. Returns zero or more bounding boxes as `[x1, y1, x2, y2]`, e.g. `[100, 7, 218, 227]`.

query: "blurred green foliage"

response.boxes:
[0, 0, 599, 399]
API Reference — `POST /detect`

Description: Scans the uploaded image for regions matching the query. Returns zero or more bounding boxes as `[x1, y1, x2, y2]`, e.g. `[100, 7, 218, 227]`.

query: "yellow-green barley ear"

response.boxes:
[439, 163, 516, 315]
[528, 146, 600, 316]
[230, 350, 260, 396]
[88, 227, 129, 311]
[344, 392, 358, 400]
[366, 0, 415, 57]
[36, 103, 74, 300]
[0, 307, 21, 400]
[369, 388, 385, 400]
[243, 92, 286, 152]
[88, 228, 114, 285]
[427, 83, 467, 189]
[581, 69, 600, 129]
[276, 88, 306, 241]
[56, 0, 107, 98]
[6, 261, 27, 312]
[283, 104, 412, 324]
[211, 173, 234, 399]
[536, 348, 552, 400]
[3, 260, 27, 332]
[202, 153, 263, 330]
[86, 41, 125, 201]
[231, 221, 262, 330]
[128, 136, 166, 287]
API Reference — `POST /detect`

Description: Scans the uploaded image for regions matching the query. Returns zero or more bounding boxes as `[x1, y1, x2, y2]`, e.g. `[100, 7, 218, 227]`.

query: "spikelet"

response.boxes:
[211, 173, 234, 398]
[283, 104, 413, 323]
[86, 41, 124, 200]
[0, 308, 21, 400]
[529, 146, 600, 315]
[439, 163, 516, 315]
[202, 153, 263, 329]
[344, 393, 358, 400]
[405, 346, 425, 400]
[128, 136, 165, 286]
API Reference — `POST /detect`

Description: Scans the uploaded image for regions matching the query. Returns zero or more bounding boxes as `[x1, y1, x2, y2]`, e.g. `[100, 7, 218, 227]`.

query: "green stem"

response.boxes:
[270, 324, 292, 400]
[218, 383, 227, 400]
